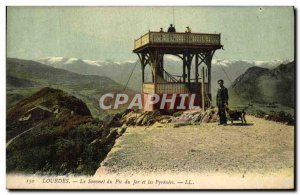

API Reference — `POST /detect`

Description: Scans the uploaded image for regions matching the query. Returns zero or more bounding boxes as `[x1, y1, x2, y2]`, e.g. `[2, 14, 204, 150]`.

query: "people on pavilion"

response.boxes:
[167, 24, 176, 32]
[159, 27, 164, 32]
[185, 26, 191, 33]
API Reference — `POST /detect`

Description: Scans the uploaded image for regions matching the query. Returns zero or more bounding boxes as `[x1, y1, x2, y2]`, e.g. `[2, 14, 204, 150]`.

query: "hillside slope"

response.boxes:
[7, 58, 133, 117]
[6, 87, 121, 175]
[7, 87, 91, 140]
[229, 61, 295, 108]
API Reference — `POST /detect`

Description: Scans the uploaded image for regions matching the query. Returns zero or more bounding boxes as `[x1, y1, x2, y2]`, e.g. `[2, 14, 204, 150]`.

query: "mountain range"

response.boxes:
[7, 57, 294, 119]
[38, 56, 293, 96]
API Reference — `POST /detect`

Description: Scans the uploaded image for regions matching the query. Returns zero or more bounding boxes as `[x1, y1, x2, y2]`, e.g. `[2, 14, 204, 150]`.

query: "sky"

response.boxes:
[7, 6, 294, 61]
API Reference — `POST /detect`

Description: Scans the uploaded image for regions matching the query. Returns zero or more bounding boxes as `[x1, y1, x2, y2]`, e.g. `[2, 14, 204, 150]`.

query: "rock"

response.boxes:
[104, 129, 118, 143]
[191, 113, 202, 123]
[202, 116, 210, 123]
[120, 109, 131, 117]
[135, 112, 148, 125]
[146, 119, 155, 126]
[108, 108, 219, 128]
[141, 113, 152, 125]
[173, 122, 191, 128]
[117, 126, 127, 137]
[136, 110, 160, 126]
[125, 117, 136, 126]
[159, 118, 171, 124]
[211, 113, 218, 122]
[173, 111, 183, 117]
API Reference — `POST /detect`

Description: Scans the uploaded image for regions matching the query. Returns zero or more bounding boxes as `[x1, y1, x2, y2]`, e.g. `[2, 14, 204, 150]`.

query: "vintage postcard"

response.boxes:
[6, 6, 295, 190]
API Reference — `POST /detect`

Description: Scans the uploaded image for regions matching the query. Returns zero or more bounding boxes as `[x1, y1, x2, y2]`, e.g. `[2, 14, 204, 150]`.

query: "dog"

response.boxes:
[225, 107, 247, 125]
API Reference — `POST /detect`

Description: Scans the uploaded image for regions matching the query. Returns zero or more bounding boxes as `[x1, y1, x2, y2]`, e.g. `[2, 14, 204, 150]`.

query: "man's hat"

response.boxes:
[218, 79, 224, 83]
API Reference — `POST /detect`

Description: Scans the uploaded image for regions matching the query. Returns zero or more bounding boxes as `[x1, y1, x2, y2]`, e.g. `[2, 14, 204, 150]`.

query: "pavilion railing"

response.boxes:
[143, 82, 208, 95]
[134, 32, 221, 49]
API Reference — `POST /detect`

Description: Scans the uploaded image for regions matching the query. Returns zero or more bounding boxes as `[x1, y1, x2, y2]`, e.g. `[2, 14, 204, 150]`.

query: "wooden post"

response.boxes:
[156, 53, 164, 79]
[183, 58, 186, 83]
[201, 66, 205, 111]
[187, 64, 191, 84]
[195, 54, 199, 83]
[187, 61, 191, 85]
[206, 51, 213, 96]
[160, 54, 164, 79]
[207, 60, 212, 96]
[141, 54, 145, 83]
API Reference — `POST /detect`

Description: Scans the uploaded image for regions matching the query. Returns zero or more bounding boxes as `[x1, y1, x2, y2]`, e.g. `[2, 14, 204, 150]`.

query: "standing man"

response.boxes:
[216, 79, 229, 125]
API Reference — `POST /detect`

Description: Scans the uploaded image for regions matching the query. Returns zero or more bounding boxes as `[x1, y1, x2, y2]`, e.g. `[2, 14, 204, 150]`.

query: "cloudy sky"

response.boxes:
[7, 6, 294, 61]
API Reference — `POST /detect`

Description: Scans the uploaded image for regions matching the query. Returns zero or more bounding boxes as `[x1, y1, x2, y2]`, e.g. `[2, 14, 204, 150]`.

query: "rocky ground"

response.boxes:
[95, 115, 294, 188]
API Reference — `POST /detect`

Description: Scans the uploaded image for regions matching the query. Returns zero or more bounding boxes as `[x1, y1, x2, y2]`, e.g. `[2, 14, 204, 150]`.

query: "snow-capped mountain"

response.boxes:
[39, 56, 292, 69]
[212, 59, 293, 69]
[38, 57, 137, 68]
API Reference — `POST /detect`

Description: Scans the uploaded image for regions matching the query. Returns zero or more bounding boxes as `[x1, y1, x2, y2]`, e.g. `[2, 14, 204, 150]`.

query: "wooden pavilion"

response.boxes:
[133, 30, 222, 111]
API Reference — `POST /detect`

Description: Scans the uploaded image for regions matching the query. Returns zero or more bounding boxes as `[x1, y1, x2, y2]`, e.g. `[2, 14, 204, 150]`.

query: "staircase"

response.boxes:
[162, 69, 178, 82]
